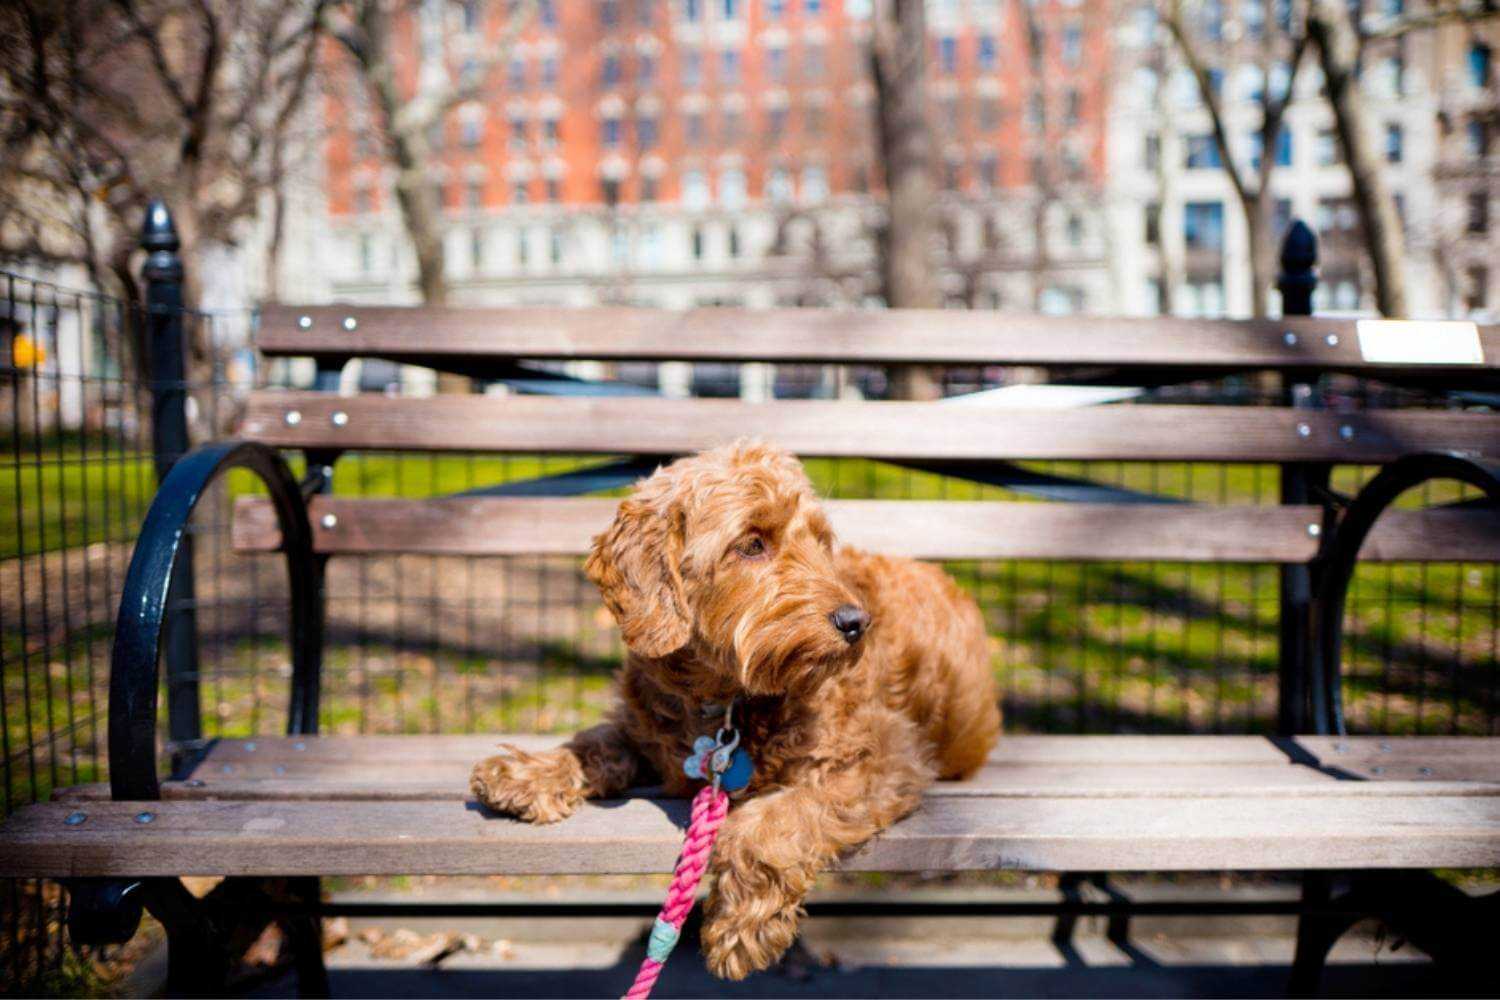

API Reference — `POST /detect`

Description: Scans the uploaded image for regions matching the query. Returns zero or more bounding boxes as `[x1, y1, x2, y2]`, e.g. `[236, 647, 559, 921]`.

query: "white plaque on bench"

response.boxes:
[1356, 320, 1483, 365]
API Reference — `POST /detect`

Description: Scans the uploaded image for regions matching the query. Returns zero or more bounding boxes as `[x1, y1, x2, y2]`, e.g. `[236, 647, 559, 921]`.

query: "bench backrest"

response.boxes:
[237, 306, 1500, 565]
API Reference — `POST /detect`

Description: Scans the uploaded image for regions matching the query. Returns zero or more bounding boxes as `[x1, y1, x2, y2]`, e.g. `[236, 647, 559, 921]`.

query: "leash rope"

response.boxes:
[622, 783, 729, 1000]
[622, 700, 751, 1000]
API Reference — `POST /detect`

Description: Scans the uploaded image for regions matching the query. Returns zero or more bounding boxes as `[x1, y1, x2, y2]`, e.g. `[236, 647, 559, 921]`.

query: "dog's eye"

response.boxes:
[736, 536, 767, 559]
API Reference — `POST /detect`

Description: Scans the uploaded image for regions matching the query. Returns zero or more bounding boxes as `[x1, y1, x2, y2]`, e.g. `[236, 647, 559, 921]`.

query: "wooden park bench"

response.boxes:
[3, 222, 1500, 994]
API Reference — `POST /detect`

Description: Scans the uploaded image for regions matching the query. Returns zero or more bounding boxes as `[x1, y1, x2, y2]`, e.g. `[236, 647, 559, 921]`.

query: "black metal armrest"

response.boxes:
[1312, 451, 1500, 736]
[108, 440, 322, 800]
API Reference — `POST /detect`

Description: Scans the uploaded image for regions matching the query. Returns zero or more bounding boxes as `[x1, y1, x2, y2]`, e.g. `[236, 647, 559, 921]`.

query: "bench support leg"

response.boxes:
[282, 877, 331, 998]
[1289, 873, 1357, 997]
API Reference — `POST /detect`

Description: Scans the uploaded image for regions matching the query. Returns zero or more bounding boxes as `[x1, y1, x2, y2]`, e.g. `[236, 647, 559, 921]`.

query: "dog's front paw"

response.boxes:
[700, 865, 802, 980]
[469, 746, 586, 823]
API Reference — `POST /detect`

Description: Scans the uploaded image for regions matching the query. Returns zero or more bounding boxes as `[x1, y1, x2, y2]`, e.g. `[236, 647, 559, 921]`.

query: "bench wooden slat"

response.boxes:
[256, 305, 1500, 374]
[167, 734, 1500, 767]
[230, 497, 1341, 562]
[52, 736, 1500, 802]
[8, 792, 1499, 877]
[240, 393, 1500, 463]
[54, 767, 1500, 805]
[229, 496, 1500, 563]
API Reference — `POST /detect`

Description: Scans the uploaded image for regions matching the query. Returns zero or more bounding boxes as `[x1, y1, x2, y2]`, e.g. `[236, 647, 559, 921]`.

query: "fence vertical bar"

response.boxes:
[142, 200, 201, 744]
[1276, 220, 1327, 734]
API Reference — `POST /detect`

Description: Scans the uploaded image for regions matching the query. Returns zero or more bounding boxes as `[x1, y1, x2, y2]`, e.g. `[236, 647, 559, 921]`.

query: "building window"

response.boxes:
[682, 0, 700, 22]
[1315, 128, 1339, 166]
[601, 177, 620, 205]
[543, 117, 560, 145]
[720, 49, 740, 84]
[723, 109, 742, 141]
[768, 166, 793, 203]
[943, 159, 959, 189]
[541, 56, 558, 87]
[1316, 197, 1358, 233]
[1244, 0, 1266, 38]
[637, 116, 658, 149]
[728, 226, 741, 258]
[358, 233, 372, 274]
[805, 105, 824, 134]
[1468, 190, 1489, 234]
[806, 0, 821, 14]
[1063, 89, 1081, 128]
[768, 0, 785, 17]
[466, 180, 483, 208]
[1183, 200, 1225, 250]
[686, 112, 705, 144]
[470, 228, 484, 269]
[719, 168, 746, 207]
[1470, 41, 1493, 89]
[1144, 133, 1160, 170]
[641, 175, 658, 202]
[539, 0, 555, 26]
[509, 117, 527, 149]
[1385, 123, 1403, 163]
[768, 107, 788, 139]
[804, 44, 823, 79]
[1061, 23, 1083, 67]
[1467, 118, 1491, 160]
[639, 53, 655, 84]
[461, 118, 482, 149]
[1145, 202, 1160, 245]
[978, 34, 997, 71]
[550, 231, 563, 264]
[602, 54, 622, 87]
[979, 154, 998, 189]
[462, 0, 483, 33]
[1066, 212, 1084, 247]
[512, 180, 530, 205]
[691, 227, 705, 261]
[354, 185, 372, 214]
[802, 166, 828, 203]
[1184, 134, 1222, 169]
[1464, 265, 1489, 312]
[602, 117, 622, 146]
[683, 170, 710, 208]
[683, 50, 702, 86]
[546, 177, 561, 202]
[768, 46, 787, 82]
[600, 0, 618, 25]
[938, 36, 957, 74]
[979, 97, 1000, 131]
[508, 58, 526, 90]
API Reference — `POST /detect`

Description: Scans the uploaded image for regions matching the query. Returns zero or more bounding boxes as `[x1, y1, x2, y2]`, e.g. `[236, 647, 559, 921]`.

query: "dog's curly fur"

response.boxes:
[471, 441, 1001, 979]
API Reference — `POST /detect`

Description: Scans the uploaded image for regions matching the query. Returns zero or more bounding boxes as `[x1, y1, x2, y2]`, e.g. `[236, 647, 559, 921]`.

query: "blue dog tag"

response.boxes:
[717, 748, 754, 793]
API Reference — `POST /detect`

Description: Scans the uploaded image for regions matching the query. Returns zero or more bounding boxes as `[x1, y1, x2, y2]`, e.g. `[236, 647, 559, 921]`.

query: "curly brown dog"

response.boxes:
[470, 440, 1000, 979]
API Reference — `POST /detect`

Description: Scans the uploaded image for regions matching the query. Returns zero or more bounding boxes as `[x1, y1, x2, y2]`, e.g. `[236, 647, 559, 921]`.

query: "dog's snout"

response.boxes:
[830, 604, 870, 643]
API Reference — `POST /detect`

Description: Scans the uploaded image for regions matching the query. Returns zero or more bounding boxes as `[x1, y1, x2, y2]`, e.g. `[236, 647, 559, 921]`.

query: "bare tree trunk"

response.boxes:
[1244, 184, 1273, 319]
[1306, 0, 1409, 317]
[871, 0, 941, 400]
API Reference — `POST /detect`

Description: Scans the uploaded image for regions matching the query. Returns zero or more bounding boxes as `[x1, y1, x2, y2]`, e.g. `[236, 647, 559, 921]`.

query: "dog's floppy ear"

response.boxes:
[585, 497, 690, 658]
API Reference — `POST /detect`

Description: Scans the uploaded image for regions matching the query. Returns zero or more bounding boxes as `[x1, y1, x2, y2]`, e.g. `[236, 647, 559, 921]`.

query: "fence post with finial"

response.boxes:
[1275, 219, 1327, 735]
[141, 199, 202, 744]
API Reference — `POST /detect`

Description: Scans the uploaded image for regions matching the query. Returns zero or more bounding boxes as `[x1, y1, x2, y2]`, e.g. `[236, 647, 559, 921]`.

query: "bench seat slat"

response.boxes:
[256, 306, 1500, 375]
[239, 393, 1500, 464]
[155, 734, 1500, 768]
[229, 496, 1500, 563]
[7, 792, 1499, 877]
[50, 736, 1500, 802]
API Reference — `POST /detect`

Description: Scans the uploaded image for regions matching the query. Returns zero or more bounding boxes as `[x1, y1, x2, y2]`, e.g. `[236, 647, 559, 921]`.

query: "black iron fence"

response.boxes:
[3, 215, 1498, 987]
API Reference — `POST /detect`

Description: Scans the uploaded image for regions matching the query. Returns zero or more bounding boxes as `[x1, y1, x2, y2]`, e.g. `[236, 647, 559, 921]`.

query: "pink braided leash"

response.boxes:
[622, 784, 730, 1000]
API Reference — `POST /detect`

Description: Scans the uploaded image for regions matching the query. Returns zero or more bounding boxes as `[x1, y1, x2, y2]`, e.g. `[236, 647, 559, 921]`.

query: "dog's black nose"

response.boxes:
[830, 604, 870, 643]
